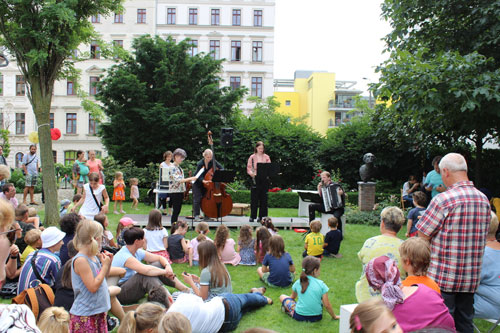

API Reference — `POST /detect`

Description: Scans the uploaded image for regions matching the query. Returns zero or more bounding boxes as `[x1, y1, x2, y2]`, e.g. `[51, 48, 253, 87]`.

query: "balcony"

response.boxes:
[328, 99, 355, 111]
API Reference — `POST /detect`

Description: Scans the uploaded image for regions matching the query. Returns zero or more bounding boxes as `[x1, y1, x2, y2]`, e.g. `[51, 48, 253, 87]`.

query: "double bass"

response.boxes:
[201, 131, 233, 218]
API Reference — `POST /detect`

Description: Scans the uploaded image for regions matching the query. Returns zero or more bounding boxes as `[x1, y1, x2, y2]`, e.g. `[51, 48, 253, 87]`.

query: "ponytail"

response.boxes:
[196, 233, 207, 242]
[117, 311, 137, 333]
[300, 256, 321, 293]
[117, 303, 164, 333]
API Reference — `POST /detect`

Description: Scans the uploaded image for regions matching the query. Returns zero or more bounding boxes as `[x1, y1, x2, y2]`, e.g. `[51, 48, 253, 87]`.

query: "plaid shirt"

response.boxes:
[416, 181, 490, 293]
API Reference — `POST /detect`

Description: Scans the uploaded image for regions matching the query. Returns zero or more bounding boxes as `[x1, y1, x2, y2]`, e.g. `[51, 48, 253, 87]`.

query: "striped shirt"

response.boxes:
[17, 249, 61, 294]
[416, 181, 490, 293]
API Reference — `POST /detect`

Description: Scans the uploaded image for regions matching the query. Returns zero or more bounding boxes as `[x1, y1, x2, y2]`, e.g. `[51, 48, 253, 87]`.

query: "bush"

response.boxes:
[10, 169, 42, 193]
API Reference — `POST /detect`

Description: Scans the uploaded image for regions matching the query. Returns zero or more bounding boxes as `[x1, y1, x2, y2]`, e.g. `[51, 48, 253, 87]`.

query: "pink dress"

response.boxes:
[220, 238, 241, 266]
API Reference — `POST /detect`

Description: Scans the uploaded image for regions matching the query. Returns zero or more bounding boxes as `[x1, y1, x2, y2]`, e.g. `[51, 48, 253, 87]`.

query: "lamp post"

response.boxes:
[362, 77, 373, 108]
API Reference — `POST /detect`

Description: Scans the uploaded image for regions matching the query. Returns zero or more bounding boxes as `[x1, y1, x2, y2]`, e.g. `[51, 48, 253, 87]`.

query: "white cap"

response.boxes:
[41, 227, 66, 248]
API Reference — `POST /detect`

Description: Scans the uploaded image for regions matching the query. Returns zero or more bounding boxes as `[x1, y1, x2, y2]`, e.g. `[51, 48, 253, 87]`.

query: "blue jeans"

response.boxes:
[219, 292, 268, 332]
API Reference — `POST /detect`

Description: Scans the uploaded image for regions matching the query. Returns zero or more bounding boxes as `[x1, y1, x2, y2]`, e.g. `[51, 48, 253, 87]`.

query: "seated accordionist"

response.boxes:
[308, 171, 345, 233]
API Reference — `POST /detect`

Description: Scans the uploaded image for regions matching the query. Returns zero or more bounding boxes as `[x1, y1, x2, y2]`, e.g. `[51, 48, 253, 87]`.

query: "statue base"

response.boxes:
[358, 181, 376, 211]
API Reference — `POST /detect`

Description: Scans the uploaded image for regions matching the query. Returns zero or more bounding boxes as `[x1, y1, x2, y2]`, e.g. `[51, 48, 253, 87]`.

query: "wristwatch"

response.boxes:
[10, 256, 18, 259]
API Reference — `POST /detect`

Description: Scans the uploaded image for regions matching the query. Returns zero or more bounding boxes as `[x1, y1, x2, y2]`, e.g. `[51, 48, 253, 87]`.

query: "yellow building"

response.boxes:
[274, 70, 363, 135]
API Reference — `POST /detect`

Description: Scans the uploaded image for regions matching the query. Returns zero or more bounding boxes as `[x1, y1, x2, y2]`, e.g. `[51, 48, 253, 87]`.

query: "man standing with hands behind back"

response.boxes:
[22, 144, 39, 205]
[417, 153, 490, 333]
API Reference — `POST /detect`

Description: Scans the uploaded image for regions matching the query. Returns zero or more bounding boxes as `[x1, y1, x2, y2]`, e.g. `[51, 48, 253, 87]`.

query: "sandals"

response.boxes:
[249, 287, 266, 294]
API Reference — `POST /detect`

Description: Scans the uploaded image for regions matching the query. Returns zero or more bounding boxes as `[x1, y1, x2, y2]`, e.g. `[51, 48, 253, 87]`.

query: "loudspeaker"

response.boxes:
[221, 128, 233, 147]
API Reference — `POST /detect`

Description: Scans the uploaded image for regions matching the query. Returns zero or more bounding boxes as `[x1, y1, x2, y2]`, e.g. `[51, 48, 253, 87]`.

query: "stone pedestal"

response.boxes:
[358, 181, 376, 211]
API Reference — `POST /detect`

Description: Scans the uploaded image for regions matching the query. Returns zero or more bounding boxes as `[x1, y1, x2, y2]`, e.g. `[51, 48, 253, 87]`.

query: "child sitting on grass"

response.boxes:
[144, 209, 170, 262]
[27, 206, 41, 229]
[168, 220, 193, 266]
[94, 214, 117, 249]
[20, 229, 42, 265]
[116, 217, 136, 248]
[238, 224, 256, 265]
[399, 237, 440, 293]
[405, 191, 427, 238]
[67, 194, 82, 213]
[257, 234, 295, 287]
[255, 226, 271, 264]
[214, 224, 241, 266]
[323, 217, 343, 258]
[303, 220, 324, 258]
[280, 256, 340, 322]
[261, 217, 278, 235]
[190, 222, 211, 266]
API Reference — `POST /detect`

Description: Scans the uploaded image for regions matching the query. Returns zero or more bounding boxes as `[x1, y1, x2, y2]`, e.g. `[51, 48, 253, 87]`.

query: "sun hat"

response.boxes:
[41, 227, 66, 248]
[119, 217, 136, 227]
[60, 199, 71, 207]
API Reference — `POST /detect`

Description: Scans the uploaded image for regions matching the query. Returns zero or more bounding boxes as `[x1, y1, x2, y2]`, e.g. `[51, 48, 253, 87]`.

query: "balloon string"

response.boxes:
[37, 123, 50, 129]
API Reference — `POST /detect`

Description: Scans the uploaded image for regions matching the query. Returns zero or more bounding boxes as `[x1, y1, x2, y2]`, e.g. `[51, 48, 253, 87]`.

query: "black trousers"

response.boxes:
[308, 203, 344, 233]
[250, 181, 268, 219]
[442, 291, 474, 333]
[192, 183, 204, 217]
[169, 192, 184, 224]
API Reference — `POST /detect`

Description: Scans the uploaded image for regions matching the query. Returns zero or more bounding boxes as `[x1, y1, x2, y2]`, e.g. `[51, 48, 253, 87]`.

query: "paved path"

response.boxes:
[15, 188, 74, 211]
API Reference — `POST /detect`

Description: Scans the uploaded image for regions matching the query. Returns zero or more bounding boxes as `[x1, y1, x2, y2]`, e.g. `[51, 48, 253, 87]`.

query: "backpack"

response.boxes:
[12, 284, 55, 320]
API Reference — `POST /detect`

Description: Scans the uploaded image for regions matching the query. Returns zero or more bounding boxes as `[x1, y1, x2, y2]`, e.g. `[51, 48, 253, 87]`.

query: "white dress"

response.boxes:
[79, 183, 105, 220]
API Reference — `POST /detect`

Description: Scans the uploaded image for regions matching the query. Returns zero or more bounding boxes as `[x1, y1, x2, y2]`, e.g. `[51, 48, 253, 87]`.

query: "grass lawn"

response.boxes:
[2, 201, 494, 332]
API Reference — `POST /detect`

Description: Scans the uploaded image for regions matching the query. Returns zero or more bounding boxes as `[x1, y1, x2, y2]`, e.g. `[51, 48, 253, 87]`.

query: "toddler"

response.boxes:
[67, 194, 82, 213]
[262, 217, 277, 235]
[144, 209, 170, 262]
[214, 224, 241, 266]
[130, 178, 139, 210]
[27, 206, 41, 229]
[399, 237, 440, 293]
[257, 235, 295, 287]
[167, 221, 192, 265]
[405, 191, 426, 237]
[323, 217, 343, 258]
[113, 171, 126, 214]
[255, 226, 271, 264]
[190, 222, 211, 266]
[238, 224, 256, 265]
[116, 217, 136, 248]
[280, 256, 340, 322]
[303, 220, 324, 258]
[20, 228, 42, 265]
[60, 199, 71, 217]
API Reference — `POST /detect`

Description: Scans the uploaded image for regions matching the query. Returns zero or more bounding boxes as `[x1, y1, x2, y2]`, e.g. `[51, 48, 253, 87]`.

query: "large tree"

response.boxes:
[97, 36, 245, 166]
[374, 0, 500, 185]
[0, 0, 122, 225]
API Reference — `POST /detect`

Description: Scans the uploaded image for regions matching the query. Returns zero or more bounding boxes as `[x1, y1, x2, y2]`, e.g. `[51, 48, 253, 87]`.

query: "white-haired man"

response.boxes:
[416, 153, 490, 333]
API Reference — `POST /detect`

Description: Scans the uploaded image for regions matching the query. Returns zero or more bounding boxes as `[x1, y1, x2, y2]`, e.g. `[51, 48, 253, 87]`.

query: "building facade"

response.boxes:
[274, 71, 363, 136]
[0, 0, 274, 166]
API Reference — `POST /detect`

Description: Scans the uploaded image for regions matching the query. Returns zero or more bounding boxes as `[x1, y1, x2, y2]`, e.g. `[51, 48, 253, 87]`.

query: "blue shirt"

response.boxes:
[292, 276, 329, 316]
[408, 207, 426, 234]
[425, 170, 444, 198]
[262, 252, 294, 287]
[112, 246, 146, 284]
[22, 153, 39, 176]
[18, 248, 61, 294]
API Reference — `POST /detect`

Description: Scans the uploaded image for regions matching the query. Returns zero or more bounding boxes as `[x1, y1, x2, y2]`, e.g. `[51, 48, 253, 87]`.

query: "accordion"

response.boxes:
[321, 183, 345, 211]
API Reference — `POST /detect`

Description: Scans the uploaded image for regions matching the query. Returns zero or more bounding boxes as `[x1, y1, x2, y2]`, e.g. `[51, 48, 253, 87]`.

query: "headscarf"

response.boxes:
[365, 255, 404, 310]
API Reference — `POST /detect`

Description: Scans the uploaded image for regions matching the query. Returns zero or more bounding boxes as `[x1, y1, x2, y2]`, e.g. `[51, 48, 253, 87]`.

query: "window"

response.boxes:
[285, 100, 291, 106]
[0, 113, 3, 128]
[335, 112, 342, 126]
[229, 77, 241, 90]
[15, 113, 25, 134]
[52, 151, 57, 163]
[232, 9, 241, 26]
[137, 9, 146, 23]
[0, 74, 3, 96]
[66, 113, 77, 134]
[90, 41, 100, 59]
[189, 8, 198, 25]
[49, 113, 54, 129]
[211, 9, 220, 25]
[89, 115, 98, 135]
[231, 41, 241, 61]
[91, 15, 100, 23]
[15, 153, 24, 168]
[67, 81, 75, 95]
[252, 41, 263, 62]
[254, 10, 263, 26]
[209, 40, 220, 60]
[64, 151, 77, 166]
[251, 77, 262, 98]
[167, 8, 176, 24]
[188, 40, 198, 56]
[16, 75, 25, 96]
[113, 40, 124, 48]
[114, 12, 123, 23]
[89, 76, 99, 95]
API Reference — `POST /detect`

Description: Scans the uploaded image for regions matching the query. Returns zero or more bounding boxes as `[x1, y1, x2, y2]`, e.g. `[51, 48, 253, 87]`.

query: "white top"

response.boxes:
[190, 236, 213, 261]
[168, 293, 225, 333]
[144, 228, 169, 252]
[104, 230, 113, 241]
[79, 183, 105, 220]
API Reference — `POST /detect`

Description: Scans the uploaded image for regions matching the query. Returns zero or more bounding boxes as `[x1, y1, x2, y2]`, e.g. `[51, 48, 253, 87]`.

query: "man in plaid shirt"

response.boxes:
[417, 153, 490, 333]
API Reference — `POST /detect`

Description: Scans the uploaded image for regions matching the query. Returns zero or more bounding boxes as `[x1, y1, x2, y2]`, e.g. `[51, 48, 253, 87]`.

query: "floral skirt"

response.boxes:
[69, 312, 107, 333]
[151, 250, 172, 264]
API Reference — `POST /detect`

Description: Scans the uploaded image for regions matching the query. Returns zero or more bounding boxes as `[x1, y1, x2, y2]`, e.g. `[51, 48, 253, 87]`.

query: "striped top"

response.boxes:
[70, 253, 110, 316]
[17, 249, 61, 294]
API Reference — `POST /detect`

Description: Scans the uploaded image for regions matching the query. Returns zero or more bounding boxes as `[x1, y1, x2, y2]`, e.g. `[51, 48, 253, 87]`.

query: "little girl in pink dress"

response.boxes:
[214, 224, 241, 266]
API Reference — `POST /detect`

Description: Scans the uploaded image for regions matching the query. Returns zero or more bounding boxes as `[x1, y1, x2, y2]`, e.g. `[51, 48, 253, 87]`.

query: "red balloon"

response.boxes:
[51, 128, 61, 140]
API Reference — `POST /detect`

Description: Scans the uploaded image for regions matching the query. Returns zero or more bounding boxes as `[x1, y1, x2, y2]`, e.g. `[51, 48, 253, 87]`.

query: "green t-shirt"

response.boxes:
[292, 276, 329, 316]
[200, 266, 232, 296]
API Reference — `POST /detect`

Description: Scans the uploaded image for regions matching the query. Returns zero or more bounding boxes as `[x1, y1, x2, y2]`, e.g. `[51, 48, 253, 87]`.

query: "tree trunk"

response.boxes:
[29, 81, 59, 226]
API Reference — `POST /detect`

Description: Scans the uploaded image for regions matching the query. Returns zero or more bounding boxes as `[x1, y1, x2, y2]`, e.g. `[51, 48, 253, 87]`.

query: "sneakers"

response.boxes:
[107, 316, 119, 331]
[114, 211, 119, 214]
[120, 210, 126, 214]
[249, 218, 255, 222]
[193, 216, 202, 222]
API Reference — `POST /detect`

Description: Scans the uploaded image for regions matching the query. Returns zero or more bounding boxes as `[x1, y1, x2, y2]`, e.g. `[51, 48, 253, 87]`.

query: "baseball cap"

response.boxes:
[119, 217, 136, 227]
[41, 227, 66, 248]
[60, 199, 71, 207]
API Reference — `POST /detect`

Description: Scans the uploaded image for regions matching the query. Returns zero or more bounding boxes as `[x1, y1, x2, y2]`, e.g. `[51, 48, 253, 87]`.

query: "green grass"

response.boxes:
[2, 201, 494, 332]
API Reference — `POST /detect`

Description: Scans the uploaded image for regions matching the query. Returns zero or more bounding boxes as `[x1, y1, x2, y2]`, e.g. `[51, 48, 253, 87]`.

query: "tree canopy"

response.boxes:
[97, 36, 245, 166]
[0, 0, 122, 225]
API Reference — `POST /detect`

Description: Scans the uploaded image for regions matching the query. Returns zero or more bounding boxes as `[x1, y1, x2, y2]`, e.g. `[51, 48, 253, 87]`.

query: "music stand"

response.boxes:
[210, 170, 236, 224]
[256, 163, 279, 182]
[297, 191, 322, 204]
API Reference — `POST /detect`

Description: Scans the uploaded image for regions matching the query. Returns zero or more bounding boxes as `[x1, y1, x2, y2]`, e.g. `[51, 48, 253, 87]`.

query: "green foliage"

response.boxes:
[224, 96, 324, 189]
[96, 35, 246, 167]
[10, 169, 42, 193]
[0, 129, 10, 158]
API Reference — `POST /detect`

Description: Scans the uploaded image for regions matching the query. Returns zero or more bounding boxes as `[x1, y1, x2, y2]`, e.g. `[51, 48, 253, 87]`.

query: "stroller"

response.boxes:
[144, 181, 156, 206]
